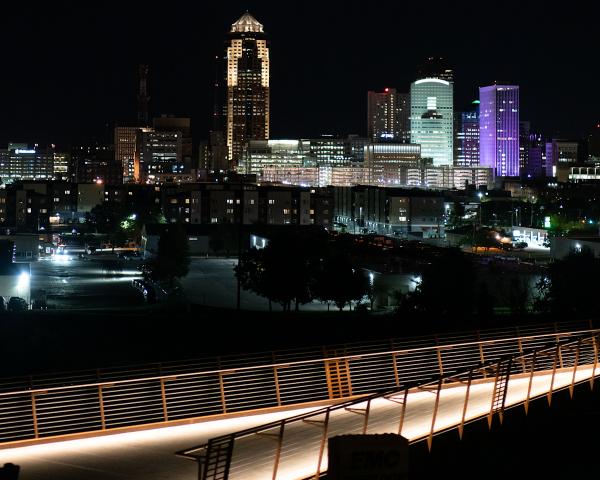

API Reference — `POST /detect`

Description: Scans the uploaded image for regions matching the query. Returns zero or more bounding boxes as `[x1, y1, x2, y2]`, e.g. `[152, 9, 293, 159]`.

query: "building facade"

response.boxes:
[455, 101, 480, 167]
[479, 84, 520, 177]
[115, 126, 139, 183]
[73, 145, 122, 185]
[367, 88, 410, 142]
[0, 144, 55, 182]
[137, 117, 192, 182]
[365, 143, 421, 185]
[226, 13, 270, 167]
[410, 79, 454, 166]
[545, 140, 578, 180]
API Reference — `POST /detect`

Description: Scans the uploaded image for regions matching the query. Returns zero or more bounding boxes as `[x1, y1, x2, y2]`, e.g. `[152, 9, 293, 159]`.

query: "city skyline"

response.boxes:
[0, 2, 597, 147]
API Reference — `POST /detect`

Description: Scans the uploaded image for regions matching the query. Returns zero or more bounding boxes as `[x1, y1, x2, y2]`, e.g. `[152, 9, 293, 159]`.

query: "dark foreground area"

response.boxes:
[0, 306, 592, 378]
[409, 383, 600, 479]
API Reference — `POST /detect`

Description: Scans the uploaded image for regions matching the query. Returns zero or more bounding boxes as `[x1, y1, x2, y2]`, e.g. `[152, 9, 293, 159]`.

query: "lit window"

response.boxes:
[268, 199, 275, 205]
[185, 198, 190, 204]
[283, 209, 290, 215]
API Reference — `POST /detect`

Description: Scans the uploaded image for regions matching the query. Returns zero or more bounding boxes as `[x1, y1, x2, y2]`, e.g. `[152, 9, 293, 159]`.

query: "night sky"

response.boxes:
[1, 2, 597, 147]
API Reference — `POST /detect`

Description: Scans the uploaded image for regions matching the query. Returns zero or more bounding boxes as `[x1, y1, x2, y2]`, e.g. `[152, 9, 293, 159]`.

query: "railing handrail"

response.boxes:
[177, 330, 598, 459]
[1, 327, 595, 399]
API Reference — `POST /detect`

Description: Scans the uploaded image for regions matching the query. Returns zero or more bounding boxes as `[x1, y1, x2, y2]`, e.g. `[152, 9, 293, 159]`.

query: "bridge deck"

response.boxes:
[0, 366, 595, 480]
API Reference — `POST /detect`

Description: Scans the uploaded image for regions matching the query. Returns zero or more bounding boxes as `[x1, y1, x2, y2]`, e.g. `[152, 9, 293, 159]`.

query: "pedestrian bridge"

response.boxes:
[0, 321, 598, 480]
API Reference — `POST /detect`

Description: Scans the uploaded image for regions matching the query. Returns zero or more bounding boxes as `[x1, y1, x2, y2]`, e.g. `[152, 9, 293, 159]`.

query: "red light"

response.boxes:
[384, 88, 389, 93]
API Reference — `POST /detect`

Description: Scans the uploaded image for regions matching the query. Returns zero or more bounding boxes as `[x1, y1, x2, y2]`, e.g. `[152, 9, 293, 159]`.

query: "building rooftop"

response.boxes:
[231, 12, 264, 33]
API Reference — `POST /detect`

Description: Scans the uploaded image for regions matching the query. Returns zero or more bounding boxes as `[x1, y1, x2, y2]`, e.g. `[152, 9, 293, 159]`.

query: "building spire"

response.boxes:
[231, 12, 264, 33]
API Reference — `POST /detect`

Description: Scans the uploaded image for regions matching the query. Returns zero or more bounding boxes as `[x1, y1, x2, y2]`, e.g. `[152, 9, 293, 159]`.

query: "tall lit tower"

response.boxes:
[226, 12, 270, 168]
[410, 78, 454, 166]
[367, 88, 410, 142]
[479, 84, 520, 177]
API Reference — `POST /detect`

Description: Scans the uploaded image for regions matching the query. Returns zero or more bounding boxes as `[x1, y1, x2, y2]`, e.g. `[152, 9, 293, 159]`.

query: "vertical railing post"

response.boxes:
[398, 389, 408, 436]
[554, 323, 564, 368]
[271, 420, 285, 480]
[569, 339, 581, 398]
[547, 345, 560, 406]
[515, 327, 526, 373]
[591, 334, 599, 391]
[391, 352, 400, 387]
[272, 352, 282, 407]
[218, 371, 227, 414]
[98, 384, 106, 430]
[273, 366, 282, 407]
[160, 377, 169, 422]
[476, 331, 486, 378]
[434, 336, 444, 376]
[427, 378, 443, 451]
[345, 356, 353, 397]
[315, 409, 330, 479]
[31, 392, 39, 439]
[362, 399, 371, 435]
[524, 352, 536, 415]
[459, 370, 473, 439]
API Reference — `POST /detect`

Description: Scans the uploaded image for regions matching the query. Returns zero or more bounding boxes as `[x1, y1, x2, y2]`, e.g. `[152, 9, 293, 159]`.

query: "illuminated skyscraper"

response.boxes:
[410, 78, 454, 166]
[455, 100, 480, 167]
[367, 88, 410, 142]
[226, 12, 270, 167]
[479, 84, 520, 177]
[115, 126, 138, 182]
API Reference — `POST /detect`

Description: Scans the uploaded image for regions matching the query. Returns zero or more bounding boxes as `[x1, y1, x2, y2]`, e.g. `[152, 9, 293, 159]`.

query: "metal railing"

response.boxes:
[0, 320, 595, 445]
[178, 331, 600, 480]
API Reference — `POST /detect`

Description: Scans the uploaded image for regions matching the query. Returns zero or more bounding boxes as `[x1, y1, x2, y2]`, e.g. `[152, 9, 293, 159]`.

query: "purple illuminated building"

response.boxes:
[479, 84, 520, 177]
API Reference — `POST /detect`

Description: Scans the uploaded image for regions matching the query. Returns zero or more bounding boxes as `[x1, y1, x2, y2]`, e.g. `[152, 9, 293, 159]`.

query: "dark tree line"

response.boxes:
[235, 231, 370, 311]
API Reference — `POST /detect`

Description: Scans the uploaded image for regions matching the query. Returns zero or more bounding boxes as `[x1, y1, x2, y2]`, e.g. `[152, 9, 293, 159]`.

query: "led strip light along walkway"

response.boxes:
[178, 331, 600, 480]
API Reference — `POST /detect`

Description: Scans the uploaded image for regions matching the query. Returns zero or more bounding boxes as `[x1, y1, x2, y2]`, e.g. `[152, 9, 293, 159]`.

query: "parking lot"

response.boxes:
[30, 255, 145, 310]
[26, 256, 335, 311]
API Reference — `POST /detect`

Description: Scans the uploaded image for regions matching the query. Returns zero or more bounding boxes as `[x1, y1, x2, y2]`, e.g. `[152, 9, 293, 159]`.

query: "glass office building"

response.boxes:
[479, 84, 520, 177]
[410, 78, 453, 166]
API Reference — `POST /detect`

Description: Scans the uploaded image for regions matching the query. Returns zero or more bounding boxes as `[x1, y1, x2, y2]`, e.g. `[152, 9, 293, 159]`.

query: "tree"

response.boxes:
[313, 252, 369, 311]
[235, 227, 335, 311]
[407, 248, 475, 322]
[149, 224, 190, 286]
[449, 201, 466, 227]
